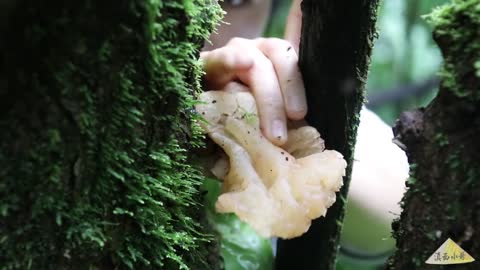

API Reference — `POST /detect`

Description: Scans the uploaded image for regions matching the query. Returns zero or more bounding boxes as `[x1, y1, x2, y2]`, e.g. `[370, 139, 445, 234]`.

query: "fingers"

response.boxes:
[200, 48, 253, 90]
[284, 0, 302, 53]
[201, 36, 308, 146]
[229, 40, 288, 145]
[202, 38, 288, 145]
[256, 38, 307, 120]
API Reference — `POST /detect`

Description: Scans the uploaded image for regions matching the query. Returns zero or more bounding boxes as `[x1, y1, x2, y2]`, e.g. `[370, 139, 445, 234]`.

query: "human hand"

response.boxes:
[200, 0, 305, 146]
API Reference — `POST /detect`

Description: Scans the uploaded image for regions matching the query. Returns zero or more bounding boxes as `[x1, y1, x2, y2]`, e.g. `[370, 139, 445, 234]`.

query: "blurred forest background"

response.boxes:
[267, 0, 446, 125]
[264, 0, 449, 269]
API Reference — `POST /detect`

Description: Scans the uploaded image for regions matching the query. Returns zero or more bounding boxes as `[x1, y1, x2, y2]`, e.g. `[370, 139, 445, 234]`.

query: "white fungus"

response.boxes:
[196, 90, 347, 239]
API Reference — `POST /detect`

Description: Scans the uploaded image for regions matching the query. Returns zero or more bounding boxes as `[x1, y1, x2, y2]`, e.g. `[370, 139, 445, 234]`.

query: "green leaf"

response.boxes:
[202, 178, 274, 270]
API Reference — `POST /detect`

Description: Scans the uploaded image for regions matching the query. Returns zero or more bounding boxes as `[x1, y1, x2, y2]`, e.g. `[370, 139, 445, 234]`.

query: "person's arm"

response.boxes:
[285, 0, 302, 52]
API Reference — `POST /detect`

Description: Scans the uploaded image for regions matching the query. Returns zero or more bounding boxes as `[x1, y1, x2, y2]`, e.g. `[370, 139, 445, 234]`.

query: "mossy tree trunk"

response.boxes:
[0, 0, 222, 269]
[387, 0, 480, 269]
[275, 0, 380, 269]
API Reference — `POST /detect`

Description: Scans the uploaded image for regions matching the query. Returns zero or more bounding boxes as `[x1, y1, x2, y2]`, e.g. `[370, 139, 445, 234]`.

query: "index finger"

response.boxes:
[284, 0, 302, 53]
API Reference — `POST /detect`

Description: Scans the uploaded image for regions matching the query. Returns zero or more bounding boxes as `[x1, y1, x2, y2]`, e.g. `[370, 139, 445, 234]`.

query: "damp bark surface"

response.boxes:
[275, 1, 380, 269]
[386, 0, 480, 269]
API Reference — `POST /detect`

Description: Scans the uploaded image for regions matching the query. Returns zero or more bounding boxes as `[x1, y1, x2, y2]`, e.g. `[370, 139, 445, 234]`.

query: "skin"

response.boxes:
[201, 0, 305, 145]
[201, 0, 410, 256]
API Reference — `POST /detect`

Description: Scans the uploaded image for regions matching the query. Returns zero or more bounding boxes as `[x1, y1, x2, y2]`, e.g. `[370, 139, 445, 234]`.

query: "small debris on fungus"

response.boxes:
[196, 90, 346, 239]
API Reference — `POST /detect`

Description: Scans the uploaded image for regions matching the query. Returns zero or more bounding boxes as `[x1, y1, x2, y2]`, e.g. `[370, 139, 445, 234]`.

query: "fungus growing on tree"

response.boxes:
[196, 90, 346, 238]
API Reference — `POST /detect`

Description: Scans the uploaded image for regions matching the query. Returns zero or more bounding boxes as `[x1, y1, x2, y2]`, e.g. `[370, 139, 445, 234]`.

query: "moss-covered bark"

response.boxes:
[275, 1, 379, 269]
[387, 0, 480, 269]
[0, 0, 222, 269]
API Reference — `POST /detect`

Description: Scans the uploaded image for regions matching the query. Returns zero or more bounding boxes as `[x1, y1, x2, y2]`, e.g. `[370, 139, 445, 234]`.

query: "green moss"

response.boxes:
[0, 0, 222, 269]
[424, 0, 480, 100]
[475, 59, 480, 77]
[433, 133, 449, 147]
[404, 163, 418, 192]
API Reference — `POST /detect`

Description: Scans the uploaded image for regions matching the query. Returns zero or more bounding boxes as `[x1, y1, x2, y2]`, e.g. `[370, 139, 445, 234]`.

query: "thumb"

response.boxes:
[284, 0, 302, 53]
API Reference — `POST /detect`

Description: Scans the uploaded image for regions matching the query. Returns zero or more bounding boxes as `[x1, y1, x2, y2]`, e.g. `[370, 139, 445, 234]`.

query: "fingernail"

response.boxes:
[287, 101, 307, 120]
[272, 120, 287, 142]
[289, 97, 307, 113]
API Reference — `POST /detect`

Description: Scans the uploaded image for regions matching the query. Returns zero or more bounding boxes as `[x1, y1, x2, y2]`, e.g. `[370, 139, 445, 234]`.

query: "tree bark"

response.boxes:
[387, 0, 480, 269]
[275, 1, 379, 269]
[0, 0, 222, 269]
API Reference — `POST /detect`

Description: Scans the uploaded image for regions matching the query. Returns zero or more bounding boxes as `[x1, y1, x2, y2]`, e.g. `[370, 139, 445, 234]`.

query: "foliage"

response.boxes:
[0, 0, 222, 269]
[366, 0, 448, 124]
[424, 0, 480, 99]
[203, 179, 274, 270]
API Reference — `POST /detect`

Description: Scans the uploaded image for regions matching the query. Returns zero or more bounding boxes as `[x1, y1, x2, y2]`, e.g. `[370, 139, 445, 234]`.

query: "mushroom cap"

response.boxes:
[196, 91, 346, 239]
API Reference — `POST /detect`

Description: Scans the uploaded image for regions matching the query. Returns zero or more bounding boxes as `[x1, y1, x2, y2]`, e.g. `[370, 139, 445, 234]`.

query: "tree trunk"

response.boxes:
[387, 0, 480, 269]
[275, 0, 379, 269]
[0, 0, 222, 269]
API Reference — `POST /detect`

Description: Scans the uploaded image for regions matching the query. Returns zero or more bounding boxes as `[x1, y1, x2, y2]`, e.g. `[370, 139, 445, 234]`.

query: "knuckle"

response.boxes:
[208, 47, 224, 59]
[228, 37, 247, 46]
[213, 47, 238, 67]
[199, 51, 210, 61]
[261, 38, 294, 53]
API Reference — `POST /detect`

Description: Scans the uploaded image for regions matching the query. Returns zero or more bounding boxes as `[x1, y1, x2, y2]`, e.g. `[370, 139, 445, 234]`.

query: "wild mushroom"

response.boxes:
[196, 90, 346, 239]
